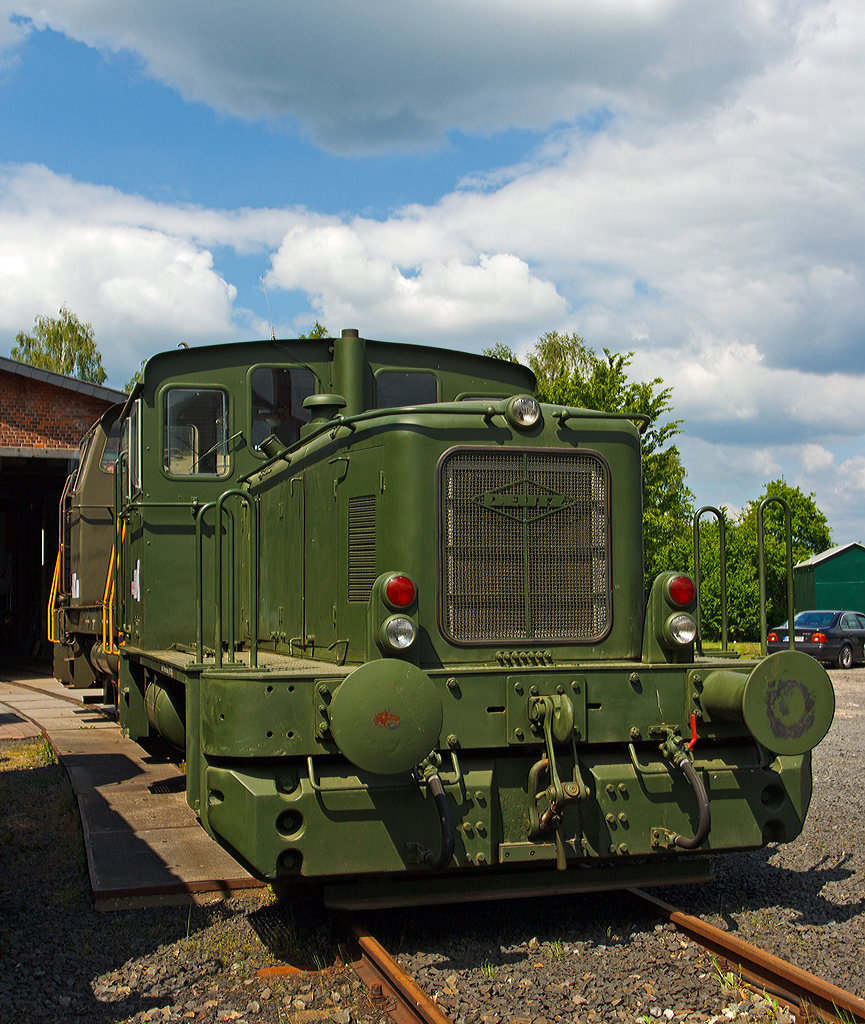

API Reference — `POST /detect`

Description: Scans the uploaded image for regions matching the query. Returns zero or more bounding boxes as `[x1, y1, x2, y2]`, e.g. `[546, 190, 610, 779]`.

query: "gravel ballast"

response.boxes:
[375, 668, 865, 1023]
[0, 668, 861, 1024]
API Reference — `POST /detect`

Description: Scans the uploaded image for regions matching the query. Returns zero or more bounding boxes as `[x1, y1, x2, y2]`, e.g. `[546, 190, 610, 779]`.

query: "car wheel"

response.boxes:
[837, 644, 853, 669]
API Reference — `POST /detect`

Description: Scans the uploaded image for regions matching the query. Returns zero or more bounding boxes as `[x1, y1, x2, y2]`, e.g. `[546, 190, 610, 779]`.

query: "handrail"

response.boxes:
[57, 470, 74, 601]
[101, 527, 124, 657]
[196, 490, 259, 668]
[195, 501, 216, 664]
[692, 506, 728, 654]
[47, 548, 62, 644]
[216, 502, 237, 662]
[102, 543, 115, 655]
[240, 401, 652, 484]
[757, 496, 795, 656]
[306, 751, 464, 794]
[113, 450, 128, 647]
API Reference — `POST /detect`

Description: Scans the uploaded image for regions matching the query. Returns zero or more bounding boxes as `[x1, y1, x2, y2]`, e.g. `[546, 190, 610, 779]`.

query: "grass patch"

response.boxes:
[0, 738, 89, 904]
[701, 640, 762, 658]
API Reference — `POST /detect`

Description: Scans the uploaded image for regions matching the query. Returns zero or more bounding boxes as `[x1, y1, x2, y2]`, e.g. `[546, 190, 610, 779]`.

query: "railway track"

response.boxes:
[633, 889, 865, 1024]
[335, 896, 865, 1024]
[340, 915, 454, 1024]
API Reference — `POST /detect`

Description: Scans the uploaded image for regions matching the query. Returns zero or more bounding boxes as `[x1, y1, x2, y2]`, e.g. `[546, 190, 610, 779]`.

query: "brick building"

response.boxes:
[0, 356, 126, 659]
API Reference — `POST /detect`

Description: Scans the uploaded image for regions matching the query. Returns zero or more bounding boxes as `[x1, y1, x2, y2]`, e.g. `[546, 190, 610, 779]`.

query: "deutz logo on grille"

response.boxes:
[474, 480, 574, 522]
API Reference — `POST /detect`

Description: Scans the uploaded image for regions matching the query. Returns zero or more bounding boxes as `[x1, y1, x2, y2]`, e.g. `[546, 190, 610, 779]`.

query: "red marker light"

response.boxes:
[767, 632, 778, 643]
[385, 575, 416, 608]
[811, 632, 826, 643]
[668, 575, 695, 607]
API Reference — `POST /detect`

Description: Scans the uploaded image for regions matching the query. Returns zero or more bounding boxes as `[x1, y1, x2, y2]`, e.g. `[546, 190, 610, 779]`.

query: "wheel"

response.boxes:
[836, 644, 853, 669]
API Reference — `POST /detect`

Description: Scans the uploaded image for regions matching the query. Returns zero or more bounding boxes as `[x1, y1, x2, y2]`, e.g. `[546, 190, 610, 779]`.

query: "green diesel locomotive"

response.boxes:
[51, 330, 835, 905]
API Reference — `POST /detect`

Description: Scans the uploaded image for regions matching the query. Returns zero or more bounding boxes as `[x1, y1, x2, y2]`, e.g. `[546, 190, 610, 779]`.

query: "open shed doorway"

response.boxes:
[0, 455, 73, 662]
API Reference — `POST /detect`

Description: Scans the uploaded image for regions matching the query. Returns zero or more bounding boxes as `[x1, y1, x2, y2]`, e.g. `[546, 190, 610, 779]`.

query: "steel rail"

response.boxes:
[632, 888, 865, 1024]
[338, 914, 453, 1024]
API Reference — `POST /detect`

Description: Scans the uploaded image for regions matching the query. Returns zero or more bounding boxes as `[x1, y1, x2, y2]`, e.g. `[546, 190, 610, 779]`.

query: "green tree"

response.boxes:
[735, 479, 832, 631]
[526, 330, 594, 398]
[690, 481, 832, 641]
[299, 320, 329, 339]
[124, 358, 147, 393]
[11, 306, 106, 385]
[482, 341, 521, 364]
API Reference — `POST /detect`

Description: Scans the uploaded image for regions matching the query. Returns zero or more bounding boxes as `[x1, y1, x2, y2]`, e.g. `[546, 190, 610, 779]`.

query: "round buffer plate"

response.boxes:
[742, 650, 836, 755]
[329, 660, 443, 775]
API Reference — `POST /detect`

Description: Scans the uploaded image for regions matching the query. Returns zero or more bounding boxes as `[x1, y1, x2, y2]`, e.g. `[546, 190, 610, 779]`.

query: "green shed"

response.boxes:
[794, 542, 865, 613]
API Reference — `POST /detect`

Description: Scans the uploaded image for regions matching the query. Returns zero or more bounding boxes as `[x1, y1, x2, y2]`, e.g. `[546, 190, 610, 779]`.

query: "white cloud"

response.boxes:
[0, 8, 28, 57]
[800, 445, 835, 475]
[0, 1, 863, 540]
[0, 165, 258, 379]
[1, 0, 797, 151]
[266, 224, 566, 342]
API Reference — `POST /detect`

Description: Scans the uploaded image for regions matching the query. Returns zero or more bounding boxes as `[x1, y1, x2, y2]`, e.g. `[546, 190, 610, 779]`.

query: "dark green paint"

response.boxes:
[52, 332, 836, 900]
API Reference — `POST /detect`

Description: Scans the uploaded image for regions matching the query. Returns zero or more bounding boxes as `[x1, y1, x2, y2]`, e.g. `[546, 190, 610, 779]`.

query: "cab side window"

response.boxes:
[251, 367, 315, 450]
[100, 418, 123, 473]
[164, 389, 230, 476]
[376, 371, 438, 408]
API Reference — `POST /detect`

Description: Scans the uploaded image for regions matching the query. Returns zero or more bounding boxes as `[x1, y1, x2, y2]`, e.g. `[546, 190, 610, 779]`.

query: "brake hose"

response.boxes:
[423, 773, 455, 869]
[672, 757, 711, 850]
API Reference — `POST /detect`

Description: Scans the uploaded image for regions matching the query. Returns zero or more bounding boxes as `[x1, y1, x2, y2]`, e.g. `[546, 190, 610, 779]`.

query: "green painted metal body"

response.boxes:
[51, 403, 123, 689]
[61, 332, 835, 900]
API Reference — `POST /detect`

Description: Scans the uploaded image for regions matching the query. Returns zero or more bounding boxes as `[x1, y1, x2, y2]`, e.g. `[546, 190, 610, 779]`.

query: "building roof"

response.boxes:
[795, 542, 865, 569]
[0, 355, 127, 404]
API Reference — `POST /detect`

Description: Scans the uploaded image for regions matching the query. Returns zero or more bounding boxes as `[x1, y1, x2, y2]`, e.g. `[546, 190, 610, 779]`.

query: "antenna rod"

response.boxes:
[260, 276, 276, 341]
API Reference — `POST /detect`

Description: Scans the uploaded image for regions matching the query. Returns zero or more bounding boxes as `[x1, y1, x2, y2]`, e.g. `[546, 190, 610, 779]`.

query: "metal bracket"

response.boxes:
[523, 695, 589, 871]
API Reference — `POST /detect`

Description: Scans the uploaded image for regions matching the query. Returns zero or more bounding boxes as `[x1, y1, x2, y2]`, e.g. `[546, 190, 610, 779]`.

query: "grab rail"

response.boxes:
[692, 506, 728, 654]
[101, 523, 125, 657]
[757, 496, 795, 656]
[195, 490, 259, 668]
[47, 548, 62, 644]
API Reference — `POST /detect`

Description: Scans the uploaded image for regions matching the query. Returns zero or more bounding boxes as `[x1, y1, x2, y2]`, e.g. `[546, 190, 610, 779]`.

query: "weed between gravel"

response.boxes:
[0, 739, 389, 1024]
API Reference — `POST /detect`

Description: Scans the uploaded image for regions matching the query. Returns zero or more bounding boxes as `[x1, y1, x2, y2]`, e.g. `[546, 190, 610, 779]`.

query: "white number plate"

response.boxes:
[794, 634, 805, 642]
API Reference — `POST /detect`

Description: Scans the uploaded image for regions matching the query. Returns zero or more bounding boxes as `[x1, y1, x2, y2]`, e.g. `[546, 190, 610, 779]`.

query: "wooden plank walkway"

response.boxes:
[0, 669, 264, 910]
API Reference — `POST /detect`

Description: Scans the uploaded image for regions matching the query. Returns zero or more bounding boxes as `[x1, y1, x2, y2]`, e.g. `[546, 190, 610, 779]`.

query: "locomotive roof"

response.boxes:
[139, 334, 537, 390]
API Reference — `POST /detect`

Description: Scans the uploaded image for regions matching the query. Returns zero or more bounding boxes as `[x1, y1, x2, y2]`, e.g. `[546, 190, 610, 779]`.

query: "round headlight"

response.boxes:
[665, 613, 697, 646]
[507, 396, 541, 429]
[384, 616, 416, 649]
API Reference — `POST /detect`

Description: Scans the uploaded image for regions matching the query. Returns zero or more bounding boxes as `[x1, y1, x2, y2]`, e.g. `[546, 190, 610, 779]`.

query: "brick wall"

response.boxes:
[0, 369, 115, 449]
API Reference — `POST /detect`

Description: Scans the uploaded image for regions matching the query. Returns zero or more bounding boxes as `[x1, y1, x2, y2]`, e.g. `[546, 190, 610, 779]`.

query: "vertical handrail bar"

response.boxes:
[195, 502, 216, 664]
[47, 550, 62, 644]
[113, 450, 127, 646]
[214, 504, 235, 667]
[57, 471, 73, 603]
[249, 494, 258, 669]
[101, 543, 115, 654]
[757, 496, 794, 656]
[692, 506, 728, 654]
[214, 489, 259, 670]
[226, 506, 236, 662]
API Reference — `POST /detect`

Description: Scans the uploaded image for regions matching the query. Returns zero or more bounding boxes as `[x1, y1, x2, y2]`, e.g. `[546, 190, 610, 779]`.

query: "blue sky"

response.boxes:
[1, 1, 864, 544]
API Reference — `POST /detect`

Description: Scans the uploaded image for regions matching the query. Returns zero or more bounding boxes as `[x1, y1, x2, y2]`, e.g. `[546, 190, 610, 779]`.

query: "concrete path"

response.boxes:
[0, 669, 263, 910]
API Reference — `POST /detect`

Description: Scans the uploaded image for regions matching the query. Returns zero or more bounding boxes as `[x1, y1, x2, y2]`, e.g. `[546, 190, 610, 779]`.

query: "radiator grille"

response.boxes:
[348, 495, 377, 602]
[440, 450, 609, 642]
